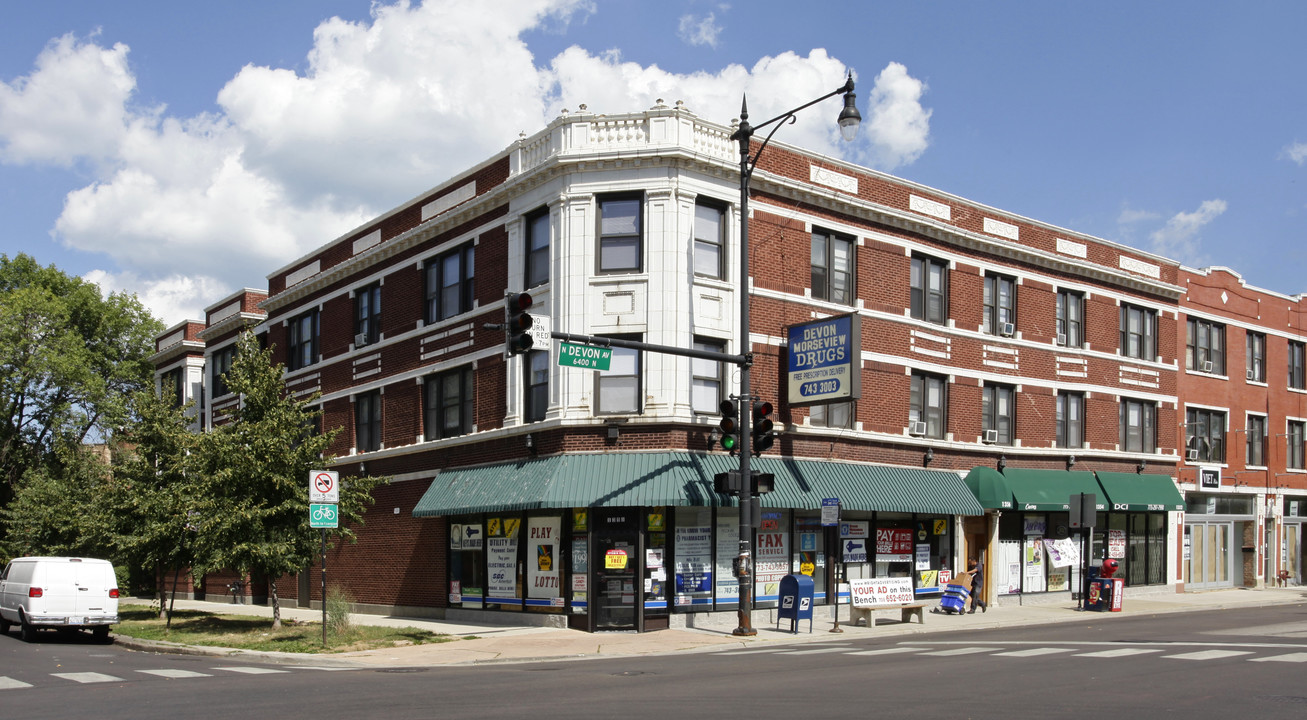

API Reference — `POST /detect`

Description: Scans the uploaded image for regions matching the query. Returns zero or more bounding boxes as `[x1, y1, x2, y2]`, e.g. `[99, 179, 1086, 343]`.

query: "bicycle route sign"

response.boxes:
[310, 470, 339, 503]
[310, 503, 339, 529]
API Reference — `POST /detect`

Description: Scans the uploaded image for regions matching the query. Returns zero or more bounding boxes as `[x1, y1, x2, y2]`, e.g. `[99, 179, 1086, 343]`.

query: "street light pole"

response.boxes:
[728, 74, 860, 636]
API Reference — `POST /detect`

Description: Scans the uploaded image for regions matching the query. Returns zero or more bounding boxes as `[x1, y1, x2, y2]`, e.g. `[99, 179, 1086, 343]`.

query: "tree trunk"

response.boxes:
[270, 578, 281, 629]
[157, 562, 168, 620]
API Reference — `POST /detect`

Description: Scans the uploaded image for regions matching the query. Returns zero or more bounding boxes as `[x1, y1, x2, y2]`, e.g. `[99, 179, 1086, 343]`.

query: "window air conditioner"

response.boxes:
[1000, 322, 1015, 337]
[1055, 333, 1067, 346]
[1246, 369, 1256, 381]
[909, 421, 928, 436]
[354, 333, 369, 347]
[983, 429, 999, 444]
[1186, 448, 1200, 462]
[1201, 360, 1213, 373]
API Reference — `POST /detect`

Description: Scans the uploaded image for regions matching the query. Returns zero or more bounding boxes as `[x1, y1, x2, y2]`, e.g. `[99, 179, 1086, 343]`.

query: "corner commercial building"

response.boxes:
[151, 102, 1307, 631]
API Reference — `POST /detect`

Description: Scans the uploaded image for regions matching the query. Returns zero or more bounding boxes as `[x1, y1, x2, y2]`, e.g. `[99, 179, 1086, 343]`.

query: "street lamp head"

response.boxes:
[838, 90, 861, 142]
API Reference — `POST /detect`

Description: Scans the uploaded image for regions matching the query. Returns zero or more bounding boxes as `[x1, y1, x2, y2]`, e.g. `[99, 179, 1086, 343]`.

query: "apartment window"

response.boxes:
[1056, 290, 1084, 348]
[909, 372, 947, 439]
[811, 401, 854, 429]
[983, 274, 1017, 336]
[1186, 317, 1226, 374]
[1120, 398, 1156, 454]
[811, 229, 854, 305]
[1288, 420, 1306, 470]
[691, 338, 725, 414]
[982, 384, 1015, 445]
[425, 367, 474, 441]
[425, 243, 475, 323]
[910, 254, 948, 325]
[1245, 415, 1267, 467]
[693, 202, 726, 280]
[1185, 408, 1226, 463]
[355, 391, 381, 453]
[1290, 341, 1306, 390]
[1119, 304, 1156, 361]
[525, 208, 550, 288]
[597, 336, 641, 414]
[287, 310, 319, 371]
[524, 350, 549, 424]
[160, 368, 184, 407]
[1056, 392, 1084, 449]
[211, 345, 235, 398]
[598, 195, 642, 273]
[355, 283, 381, 346]
[1246, 332, 1266, 382]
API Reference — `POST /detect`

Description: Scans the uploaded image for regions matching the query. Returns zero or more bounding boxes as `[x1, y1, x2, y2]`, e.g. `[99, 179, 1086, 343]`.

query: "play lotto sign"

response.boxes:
[558, 342, 612, 370]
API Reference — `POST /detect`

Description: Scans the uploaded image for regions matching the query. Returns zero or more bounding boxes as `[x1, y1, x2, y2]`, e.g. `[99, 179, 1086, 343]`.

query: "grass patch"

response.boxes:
[116, 604, 460, 654]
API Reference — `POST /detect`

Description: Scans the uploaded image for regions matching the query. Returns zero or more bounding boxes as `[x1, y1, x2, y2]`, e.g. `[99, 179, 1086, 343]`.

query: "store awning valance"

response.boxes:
[1093, 472, 1185, 512]
[412, 452, 983, 518]
[1001, 468, 1104, 512]
[963, 466, 1014, 509]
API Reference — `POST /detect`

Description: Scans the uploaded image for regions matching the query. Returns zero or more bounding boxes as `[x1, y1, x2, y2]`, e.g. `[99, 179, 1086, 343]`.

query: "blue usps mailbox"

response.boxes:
[776, 573, 815, 634]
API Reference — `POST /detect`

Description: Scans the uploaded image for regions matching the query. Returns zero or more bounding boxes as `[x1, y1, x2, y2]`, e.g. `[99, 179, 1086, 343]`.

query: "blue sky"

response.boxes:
[3, 1, 1305, 326]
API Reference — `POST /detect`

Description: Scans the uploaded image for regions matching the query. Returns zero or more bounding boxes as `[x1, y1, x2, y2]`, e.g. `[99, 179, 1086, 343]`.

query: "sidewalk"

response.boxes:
[118, 587, 1307, 668]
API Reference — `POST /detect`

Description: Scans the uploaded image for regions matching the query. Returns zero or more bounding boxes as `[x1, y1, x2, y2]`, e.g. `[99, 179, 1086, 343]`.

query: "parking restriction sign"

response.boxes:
[310, 470, 339, 503]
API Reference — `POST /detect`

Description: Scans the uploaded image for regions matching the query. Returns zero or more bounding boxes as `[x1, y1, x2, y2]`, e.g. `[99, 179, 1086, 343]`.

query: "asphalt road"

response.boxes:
[4, 604, 1307, 719]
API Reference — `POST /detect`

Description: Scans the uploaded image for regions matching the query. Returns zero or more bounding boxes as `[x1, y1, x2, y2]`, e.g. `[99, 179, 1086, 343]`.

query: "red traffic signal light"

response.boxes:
[506, 292, 534, 355]
[752, 400, 774, 454]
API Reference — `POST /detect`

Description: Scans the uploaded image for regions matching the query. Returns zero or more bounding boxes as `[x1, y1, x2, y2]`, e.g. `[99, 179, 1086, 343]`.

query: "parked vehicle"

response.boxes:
[0, 557, 120, 642]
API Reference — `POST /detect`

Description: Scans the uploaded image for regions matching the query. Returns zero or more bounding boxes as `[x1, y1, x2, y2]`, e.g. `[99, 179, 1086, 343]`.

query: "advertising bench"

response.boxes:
[848, 577, 930, 626]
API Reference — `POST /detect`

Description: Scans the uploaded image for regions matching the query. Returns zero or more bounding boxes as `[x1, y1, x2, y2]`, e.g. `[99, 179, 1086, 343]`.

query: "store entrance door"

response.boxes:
[1185, 522, 1234, 589]
[593, 510, 641, 631]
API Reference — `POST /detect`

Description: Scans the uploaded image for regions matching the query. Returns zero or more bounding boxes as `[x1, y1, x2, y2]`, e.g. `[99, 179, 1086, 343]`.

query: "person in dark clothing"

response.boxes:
[968, 558, 987, 613]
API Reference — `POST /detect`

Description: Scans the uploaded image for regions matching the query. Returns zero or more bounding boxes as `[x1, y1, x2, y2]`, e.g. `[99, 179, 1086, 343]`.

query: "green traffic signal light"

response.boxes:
[720, 433, 737, 451]
[717, 398, 739, 453]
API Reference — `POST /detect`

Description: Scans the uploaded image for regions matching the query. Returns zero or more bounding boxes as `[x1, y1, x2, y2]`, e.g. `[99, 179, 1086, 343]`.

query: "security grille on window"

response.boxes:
[355, 283, 381, 347]
[693, 202, 726, 280]
[288, 310, 319, 371]
[211, 345, 235, 398]
[1056, 289, 1084, 348]
[1246, 415, 1267, 467]
[1186, 317, 1226, 374]
[598, 196, 642, 273]
[525, 209, 550, 288]
[691, 339, 725, 414]
[1120, 304, 1156, 361]
[1290, 341, 1306, 390]
[910, 254, 948, 325]
[1246, 331, 1266, 382]
[426, 243, 475, 323]
[1120, 398, 1156, 453]
[982, 384, 1014, 445]
[1186, 408, 1226, 463]
[983, 274, 1017, 337]
[910, 373, 947, 439]
[355, 391, 381, 453]
[1056, 392, 1084, 449]
[524, 350, 549, 424]
[811, 229, 854, 305]
[597, 336, 641, 414]
[425, 367, 473, 441]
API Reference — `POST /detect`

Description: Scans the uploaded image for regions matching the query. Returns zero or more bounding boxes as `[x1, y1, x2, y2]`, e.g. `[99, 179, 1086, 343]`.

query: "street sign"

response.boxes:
[310, 470, 339, 503]
[821, 498, 841, 527]
[310, 503, 338, 529]
[530, 315, 552, 351]
[557, 342, 612, 370]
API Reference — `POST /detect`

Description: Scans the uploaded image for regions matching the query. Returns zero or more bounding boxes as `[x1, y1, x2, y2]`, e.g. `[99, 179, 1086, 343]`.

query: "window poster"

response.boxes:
[1024, 537, 1046, 593]
[1108, 529, 1127, 560]
[875, 528, 913, 562]
[674, 524, 713, 605]
[486, 530, 518, 600]
[527, 516, 561, 599]
[755, 511, 790, 601]
[715, 513, 740, 603]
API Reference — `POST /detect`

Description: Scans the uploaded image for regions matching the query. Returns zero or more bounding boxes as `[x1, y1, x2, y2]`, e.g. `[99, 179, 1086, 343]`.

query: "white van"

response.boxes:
[0, 557, 120, 642]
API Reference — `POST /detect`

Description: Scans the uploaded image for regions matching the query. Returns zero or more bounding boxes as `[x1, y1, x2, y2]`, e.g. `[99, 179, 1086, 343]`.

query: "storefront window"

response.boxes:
[644, 509, 668, 619]
[485, 515, 523, 610]
[754, 509, 791, 607]
[450, 517, 486, 609]
[874, 516, 916, 578]
[673, 507, 714, 611]
[714, 512, 739, 609]
[793, 514, 828, 600]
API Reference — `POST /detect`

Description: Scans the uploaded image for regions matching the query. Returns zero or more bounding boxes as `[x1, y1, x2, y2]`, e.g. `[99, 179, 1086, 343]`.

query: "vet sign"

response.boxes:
[785, 313, 861, 406]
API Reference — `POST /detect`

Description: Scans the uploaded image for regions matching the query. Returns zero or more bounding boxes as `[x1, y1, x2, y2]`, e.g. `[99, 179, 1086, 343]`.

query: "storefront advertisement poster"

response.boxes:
[1042, 538, 1080, 569]
[487, 536, 517, 598]
[915, 543, 932, 570]
[1023, 517, 1046, 536]
[715, 514, 739, 601]
[849, 577, 914, 607]
[843, 537, 868, 563]
[875, 528, 913, 562]
[526, 516, 561, 599]
[1108, 529, 1126, 559]
[755, 529, 790, 598]
[675, 526, 713, 595]
[841, 521, 869, 539]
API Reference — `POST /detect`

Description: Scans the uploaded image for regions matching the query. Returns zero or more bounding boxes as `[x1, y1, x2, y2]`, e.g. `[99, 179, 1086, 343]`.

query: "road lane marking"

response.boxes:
[846, 647, 930, 656]
[994, 647, 1076, 657]
[781, 647, 859, 655]
[51, 672, 122, 683]
[0, 676, 34, 690]
[919, 647, 1004, 656]
[213, 666, 290, 674]
[1249, 652, 1307, 663]
[1163, 650, 1254, 661]
[1075, 648, 1165, 658]
[138, 669, 213, 679]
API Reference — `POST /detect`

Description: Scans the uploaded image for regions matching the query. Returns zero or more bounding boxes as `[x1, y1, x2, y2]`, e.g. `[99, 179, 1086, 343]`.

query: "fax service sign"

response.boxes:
[786, 313, 861, 407]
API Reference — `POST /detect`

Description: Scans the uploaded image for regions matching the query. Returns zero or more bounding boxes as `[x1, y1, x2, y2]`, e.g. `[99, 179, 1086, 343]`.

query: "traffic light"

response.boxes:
[752, 400, 774, 454]
[506, 292, 534, 355]
[717, 398, 739, 452]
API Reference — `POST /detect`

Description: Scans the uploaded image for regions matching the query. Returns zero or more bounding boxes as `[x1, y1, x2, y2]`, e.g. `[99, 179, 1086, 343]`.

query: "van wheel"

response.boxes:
[19, 615, 37, 643]
[92, 626, 110, 642]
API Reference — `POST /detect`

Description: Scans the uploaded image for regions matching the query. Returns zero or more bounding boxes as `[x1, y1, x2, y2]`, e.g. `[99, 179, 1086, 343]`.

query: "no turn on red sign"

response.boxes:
[310, 470, 339, 503]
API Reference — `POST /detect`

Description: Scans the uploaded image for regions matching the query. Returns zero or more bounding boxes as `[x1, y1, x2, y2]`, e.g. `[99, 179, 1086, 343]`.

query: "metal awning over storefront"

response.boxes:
[962, 466, 1015, 509]
[412, 452, 983, 518]
[1001, 468, 1104, 512]
[1093, 472, 1185, 512]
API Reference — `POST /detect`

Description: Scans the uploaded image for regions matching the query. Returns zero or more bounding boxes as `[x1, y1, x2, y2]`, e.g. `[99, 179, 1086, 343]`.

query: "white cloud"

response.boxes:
[1148, 199, 1227, 267]
[678, 13, 723, 48]
[1117, 206, 1160, 225]
[1, 0, 931, 327]
[1286, 141, 1307, 166]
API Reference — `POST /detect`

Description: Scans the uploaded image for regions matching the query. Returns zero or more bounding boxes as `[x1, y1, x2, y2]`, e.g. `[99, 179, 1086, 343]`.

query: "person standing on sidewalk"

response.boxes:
[968, 558, 987, 614]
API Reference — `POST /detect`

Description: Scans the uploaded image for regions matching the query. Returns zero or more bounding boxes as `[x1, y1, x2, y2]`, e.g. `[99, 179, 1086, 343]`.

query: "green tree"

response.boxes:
[192, 332, 385, 628]
[0, 440, 112, 560]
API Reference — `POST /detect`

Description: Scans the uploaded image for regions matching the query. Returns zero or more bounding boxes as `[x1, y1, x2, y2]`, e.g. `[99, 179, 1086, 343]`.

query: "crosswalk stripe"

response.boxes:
[285, 666, 355, 671]
[138, 669, 212, 679]
[1163, 650, 1254, 661]
[721, 648, 790, 655]
[212, 666, 290, 674]
[994, 647, 1076, 657]
[920, 647, 1004, 656]
[0, 676, 34, 690]
[846, 647, 930, 656]
[51, 672, 123, 684]
[782, 647, 858, 655]
[1075, 648, 1164, 658]
[1249, 652, 1307, 663]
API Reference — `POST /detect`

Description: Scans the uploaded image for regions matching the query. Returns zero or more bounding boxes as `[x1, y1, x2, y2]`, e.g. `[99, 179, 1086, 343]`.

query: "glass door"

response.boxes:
[1186, 522, 1234, 590]
[593, 510, 640, 631]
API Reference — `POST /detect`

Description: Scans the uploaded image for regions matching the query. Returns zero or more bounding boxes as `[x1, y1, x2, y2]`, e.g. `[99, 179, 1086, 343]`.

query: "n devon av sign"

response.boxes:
[785, 313, 861, 406]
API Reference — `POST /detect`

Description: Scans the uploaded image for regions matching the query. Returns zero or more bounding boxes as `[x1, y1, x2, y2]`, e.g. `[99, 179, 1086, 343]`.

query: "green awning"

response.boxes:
[963, 466, 1014, 509]
[1001, 468, 1104, 512]
[412, 452, 983, 517]
[1093, 472, 1185, 512]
